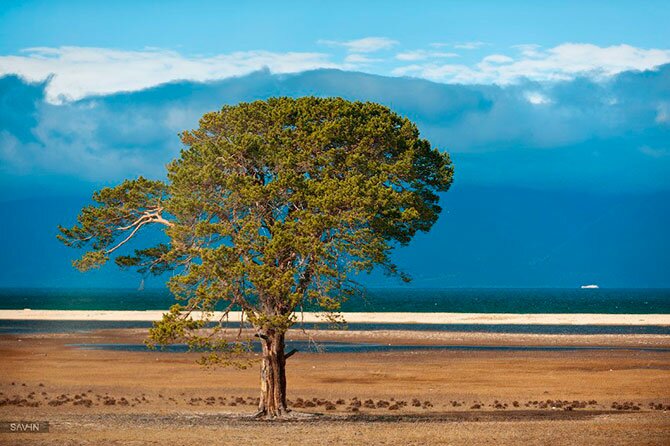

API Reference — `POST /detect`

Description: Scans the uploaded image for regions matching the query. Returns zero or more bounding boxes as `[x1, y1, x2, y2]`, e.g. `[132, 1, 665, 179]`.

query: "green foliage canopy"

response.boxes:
[59, 97, 453, 359]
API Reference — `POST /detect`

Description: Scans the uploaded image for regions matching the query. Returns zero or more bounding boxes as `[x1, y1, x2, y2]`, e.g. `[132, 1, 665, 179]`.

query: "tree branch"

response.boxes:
[107, 222, 147, 254]
[106, 211, 174, 255]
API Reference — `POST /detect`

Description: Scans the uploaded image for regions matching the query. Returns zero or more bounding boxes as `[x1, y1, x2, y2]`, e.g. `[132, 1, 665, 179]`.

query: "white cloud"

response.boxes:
[639, 145, 669, 158]
[3, 42, 670, 105]
[392, 63, 470, 79]
[481, 54, 514, 64]
[430, 41, 487, 50]
[0, 131, 24, 169]
[453, 41, 488, 50]
[524, 91, 551, 105]
[512, 44, 543, 58]
[0, 47, 342, 103]
[344, 53, 382, 64]
[3, 60, 669, 190]
[318, 37, 398, 53]
[395, 50, 459, 61]
[391, 64, 425, 77]
[656, 103, 670, 124]
[393, 43, 670, 84]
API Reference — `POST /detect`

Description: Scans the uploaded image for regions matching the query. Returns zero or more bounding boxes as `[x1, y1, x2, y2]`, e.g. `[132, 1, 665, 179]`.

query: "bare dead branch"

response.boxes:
[105, 221, 147, 254]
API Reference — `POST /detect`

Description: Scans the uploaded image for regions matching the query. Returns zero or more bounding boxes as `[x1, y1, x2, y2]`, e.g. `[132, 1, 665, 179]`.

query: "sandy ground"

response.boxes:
[1, 328, 669, 445]
[2, 309, 670, 325]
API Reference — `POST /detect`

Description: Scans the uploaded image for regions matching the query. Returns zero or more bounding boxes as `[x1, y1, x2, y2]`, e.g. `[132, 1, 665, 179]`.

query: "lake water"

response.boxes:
[66, 341, 670, 354]
[1, 287, 669, 313]
[2, 319, 669, 335]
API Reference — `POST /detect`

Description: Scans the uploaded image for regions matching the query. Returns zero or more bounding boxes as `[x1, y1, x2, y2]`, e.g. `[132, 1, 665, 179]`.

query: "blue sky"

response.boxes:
[2, 0, 670, 103]
[2, 1, 669, 54]
[1, 1, 669, 288]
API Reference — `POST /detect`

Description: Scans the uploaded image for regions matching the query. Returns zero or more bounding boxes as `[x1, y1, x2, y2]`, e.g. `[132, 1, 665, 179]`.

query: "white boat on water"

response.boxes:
[580, 284, 599, 289]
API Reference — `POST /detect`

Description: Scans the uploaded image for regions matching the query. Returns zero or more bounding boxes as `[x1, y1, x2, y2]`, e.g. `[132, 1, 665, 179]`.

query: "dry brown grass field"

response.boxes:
[1, 328, 669, 445]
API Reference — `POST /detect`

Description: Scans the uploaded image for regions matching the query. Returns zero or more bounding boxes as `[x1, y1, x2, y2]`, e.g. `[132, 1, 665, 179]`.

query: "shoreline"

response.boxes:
[0, 309, 669, 325]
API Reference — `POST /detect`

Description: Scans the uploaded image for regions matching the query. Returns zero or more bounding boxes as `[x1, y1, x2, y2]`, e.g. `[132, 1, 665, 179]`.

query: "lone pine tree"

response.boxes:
[58, 97, 453, 418]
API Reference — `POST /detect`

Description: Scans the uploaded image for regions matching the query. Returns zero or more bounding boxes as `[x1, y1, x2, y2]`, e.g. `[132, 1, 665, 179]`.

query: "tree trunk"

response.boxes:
[257, 329, 289, 418]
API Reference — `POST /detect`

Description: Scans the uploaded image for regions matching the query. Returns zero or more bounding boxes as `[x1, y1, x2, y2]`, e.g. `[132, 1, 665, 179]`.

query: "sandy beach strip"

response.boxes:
[0, 309, 668, 325]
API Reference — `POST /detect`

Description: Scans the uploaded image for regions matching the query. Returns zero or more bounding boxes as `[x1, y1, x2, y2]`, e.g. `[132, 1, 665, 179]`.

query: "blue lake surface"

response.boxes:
[1, 287, 669, 313]
[67, 341, 670, 354]
[2, 320, 669, 335]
